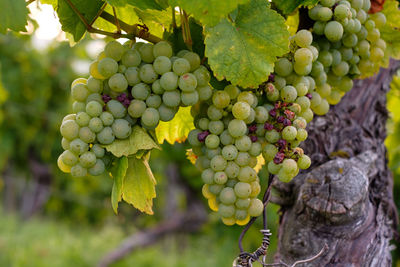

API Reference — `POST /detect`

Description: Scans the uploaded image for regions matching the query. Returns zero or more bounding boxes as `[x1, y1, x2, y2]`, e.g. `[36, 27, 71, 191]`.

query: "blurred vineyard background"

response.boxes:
[0, 4, 398, 267]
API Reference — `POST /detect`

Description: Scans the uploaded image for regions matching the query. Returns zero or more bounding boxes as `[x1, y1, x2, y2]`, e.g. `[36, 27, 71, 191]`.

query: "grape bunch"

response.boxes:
[58, 40, 210, 177]
[188, 85, 270, 225]
[309, 0, 387, 106]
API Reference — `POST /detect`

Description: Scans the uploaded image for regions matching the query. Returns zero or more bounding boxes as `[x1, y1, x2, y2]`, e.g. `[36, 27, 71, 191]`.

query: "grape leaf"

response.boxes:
[272, 0, 318, 15]
[106, 0, 164, 10]
[104, 125, 160, 157]
[94, 4, 139, 33]
[110, 156, 129, 214]
[254, 154, 265, 173]
[56, 0, 105, 42]
[122, 155, 157, 215]
[0, 0, 28, 33]
[134, 7, 176, 38]
[205, 0, 289, 88]
[155, 106, 194, 144]
[286, 11, 300, 36]
[169, 0, 250, 27]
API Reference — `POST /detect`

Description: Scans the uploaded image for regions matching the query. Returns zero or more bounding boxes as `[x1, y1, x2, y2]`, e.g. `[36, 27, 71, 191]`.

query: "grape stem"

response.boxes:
[59, 0, 162, 43]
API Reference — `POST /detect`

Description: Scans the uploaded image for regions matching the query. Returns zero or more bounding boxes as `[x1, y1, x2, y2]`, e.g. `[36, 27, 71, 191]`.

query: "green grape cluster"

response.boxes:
[188, 85, 269, 226]
[310, 0, 386, 106]
[58, 40, 210, 177]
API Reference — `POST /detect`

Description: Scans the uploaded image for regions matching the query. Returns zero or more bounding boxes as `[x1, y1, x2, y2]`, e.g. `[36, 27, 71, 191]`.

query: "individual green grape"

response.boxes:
[121, 49, 141, 67]
[244, 109, 255, 124]
[61, 138, 70, 151]
[275, 58, 293, 77]
[294, 48, 313, 65]
[254, 106, 268, 123]
[343, 33, 358, 48]
[310, 92, 322, 108]
[317, 6, 333, 21]
[71, 83, 89, 102]
[375, 39, 386, 50]
[332, 61, 349, 76]
[262, 144, 278, 161]
[234, 198, 250, 210]
[78, 127, 96, 144]
[97, 127, 115, 145]
[281, 85, 298, 102]
[207, 105, 223, 121]
[234, 182, 251, 198]
[218, 204, 235, 218]
[265, 129, 280, 143]
[308, 5, 321, 20]
[238, 166, 257, 182]
[321, 0, 335, 7]
[324, 21, 344, 42]
[193, 66, 211, 86]
[108, 73, 128, 93]
[235, 136, 252, 152]
[60, 120, 79, 140]
[267, 161, 281, 174]
[131, 83, 150, 100]
[89, 61, 106, 80]
[357, 9, 367, 23]
[281, 158, 297, 175]
[181, 91, 199, 106]
[100, 111, 114, 126]
[86, 93, 104, 105]
[151, 79, 164, 95]
[235, 152, 251, 167]
[209, 183, 223, 195]
[224, 85, 240, 100]
[72, 101, 85, 113]
[158, 104, 176, 122]
[58, 154, 71, 173]
[222, 145, 238, 160]
[194, 85, 211, 102]
[178, 73, 197, 92]
[182, 52, 200, 71]
[205, 134, 220, 149]
[98, 57, 118, 78]
[88, 159, 105, 176]
[153, 41, 173, 58]
[160, 72, 178, 91]
[162, 90, 181, 107]
[294, 62, 312, 76]
[316, 83, 331, 98]
[294, 83, 308, 97]
[334, 4, 351, 20]
[206, 148, 221, 161]
[298, 154, 311, 169]
[299, 108, 314, 123]
[224, 161, 239, 179]
[70, 164, 87, 177]
[188, 129, 202, 147]
[201, 168, 215, 184]
[282, 126, 297, 141]
[198, 118, 210, 130]
[88, 117, 103, 133]
[370, 47, 384, 62]
[313, 99, 330, 115]
[60, 150, 79, 166]
[228, 119, 247, 138]
[340, 47, 354, 62]
[214, 171, 228, 184]
[141, 108, 160, 128]
[208, 120, 224, 135]
[266, 85, 280, 101]
[296, 128, 308, 141]
[146, 94, 162, 108]
[118, 64, 127, 74]
[294, 29, 313, 48]
[220, 130, 234, 146]
[106, 100, 126, 119]
[91, 144, 105, 158]
[212, 91, 230, 109]
[372, 12, 386, 28]
[139, 64, 158, 84]
[87, 77, 103, 93]
[232, 102, 251, 120]
[250, 181, 261, 197]
[237, 91, 256, 107]
[153, 56, 172, 75]
[210, 155, 227, 171]
[172, 58, 191, 76]
[313, 21, 327, 35]
[75, 112, 90, 127]
[104, 41, 124, 61]
[233, 209, 247, 221]
[138, 43, 155, 63]
[220, 187, 237, 205]
[249, 142, 262, 157]
[327, 90, 342, 105]
[112, 119, 132, 139]
[248, 198, 263, 217]
[85, 101, 102, 117]
[125, 67, 141, 86]
[311, 61, 324, 77]
[318, 50, 333, 67]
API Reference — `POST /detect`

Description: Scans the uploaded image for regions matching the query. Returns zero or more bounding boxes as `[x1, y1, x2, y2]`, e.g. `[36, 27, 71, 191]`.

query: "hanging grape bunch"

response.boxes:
[57, 40, 209, 177]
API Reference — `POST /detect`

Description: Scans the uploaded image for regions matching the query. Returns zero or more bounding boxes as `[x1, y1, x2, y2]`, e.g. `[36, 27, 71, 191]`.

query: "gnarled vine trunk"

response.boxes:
[274, 60, 399, 266]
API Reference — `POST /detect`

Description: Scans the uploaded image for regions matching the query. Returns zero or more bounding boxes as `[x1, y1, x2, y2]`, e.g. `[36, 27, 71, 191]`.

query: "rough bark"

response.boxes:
[274, 60, 400, 266]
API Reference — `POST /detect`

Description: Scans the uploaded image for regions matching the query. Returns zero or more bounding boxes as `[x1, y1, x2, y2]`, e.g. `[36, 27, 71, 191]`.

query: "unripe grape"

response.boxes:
[235, 152, 251, 166]
[219, 204, 235, 218]
[179, 73, 197, 92]
[153, 56, 172, 75]
[212, 91, 230, 109]
[238, 166, 257, 182]
[162, 90, 181, 107]
[208, 120, 224, 135]
[97, 127, 115, 145]
[172, 58, 191, 75]
[158, 104, 176, 122]
[104, 40, 124, 61]
[234, 182, 251, 198]
[324, 21, 344, 42]
[220, 130, 234, 145]
[281, 85, 298, 102]
[193, 66, 211, 86]
[91, 144, 105, 158]
[108, 73, 128, 93]
[182, 52, 200, 71]
[138, 43, 155, 63]
[248, 198, 264, 217]
[121, 49, 141, 67]
[222, 145, 238, 160]
[88, 117, 103, 133]
[205, 134, 220, 149]
[214, 171, 228, 184]
[112, 119, 132, 139]
[125, 67, 141, 86]
[88, 159, 106, 176]
[275, 58, 293, 77]
[107, 100, 127, 118]
[298, 155, 311, 169]
[79, 151, 97, 168]
[160, 72, 178, 91]
[294, 48, 313, 65]
[60, 150, 79, 166]
[220, 187, 237, 205]
[232, 102, 251, 120]
[225, 161, 240, 178]
[228, 119, 247, 138]
[146, 94, 162, 108]
[265, 129, 280, 143]
[210, 155, 227, 171]
[235, 136, 252, 152]
[197, 85, 213, 101]
[60, 120, 79, 140]
[294, 29, 313, 48]
[153, 41, 173, 58]
[100, 111, 114, 126]
[98, 57, 118, 78]
[139, 64, 158, 84]
[181, 91, 199, 106]
[87, 77, 103, 93]
[70, 164, 87, 177]
[141, 108, 160, 128]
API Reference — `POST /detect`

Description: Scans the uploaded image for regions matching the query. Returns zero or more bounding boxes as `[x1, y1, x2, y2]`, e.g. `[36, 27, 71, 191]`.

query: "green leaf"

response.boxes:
[56, 0, 105, 42]
[134, 7, 176, 38]
[94, 4, 139, 33]
[155, 106, 194, 144]
[122, 156, 157, 215]
[107, 0, 164, 10]
[0, 0, 28, 33]
[272, 0, 318, 15]
[104, 125, 160, 157]
[205, 0, 289, 88]
[170, 0, 250, 26]
[110, 156, 129, 214]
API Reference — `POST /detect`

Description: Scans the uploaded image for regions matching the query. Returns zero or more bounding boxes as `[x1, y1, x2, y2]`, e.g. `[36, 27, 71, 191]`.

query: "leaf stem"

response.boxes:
[180, 9, 192, 50]
[172, 7, 177, 29]
[112, 6, 121, 34]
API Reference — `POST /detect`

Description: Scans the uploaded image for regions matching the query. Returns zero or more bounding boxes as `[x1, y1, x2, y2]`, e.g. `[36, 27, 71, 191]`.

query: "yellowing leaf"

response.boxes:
[186, 149, 198, 165]
[110, 156, 129, 214]
[286, 11, 299, 36]
[254, 154, 265, 173]
[155, 106, 195, 144]
[104, 125, 160, 157]
[122, 156, 157, 215]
